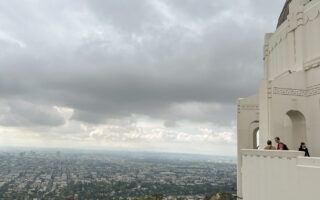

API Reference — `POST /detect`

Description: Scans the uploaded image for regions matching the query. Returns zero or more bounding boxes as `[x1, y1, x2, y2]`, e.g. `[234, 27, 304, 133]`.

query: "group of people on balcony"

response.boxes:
[264, 137, 310, 157]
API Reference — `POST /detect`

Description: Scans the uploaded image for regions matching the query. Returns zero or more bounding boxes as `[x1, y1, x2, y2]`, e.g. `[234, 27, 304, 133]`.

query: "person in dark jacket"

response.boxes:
[274, 137, 289, 150]
[299, 142, 310, 157]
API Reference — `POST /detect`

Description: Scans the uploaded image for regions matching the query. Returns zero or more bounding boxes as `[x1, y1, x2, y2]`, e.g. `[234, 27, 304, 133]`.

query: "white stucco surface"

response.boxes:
[241, 150, 320, 200]
[237, 0, 320, 198]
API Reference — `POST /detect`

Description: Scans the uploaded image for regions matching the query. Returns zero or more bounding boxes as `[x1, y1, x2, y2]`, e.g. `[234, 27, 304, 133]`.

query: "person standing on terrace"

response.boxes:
[264, 140, 276, 150]
[299, 142, 310, 157]
[274, 137, 289, 150]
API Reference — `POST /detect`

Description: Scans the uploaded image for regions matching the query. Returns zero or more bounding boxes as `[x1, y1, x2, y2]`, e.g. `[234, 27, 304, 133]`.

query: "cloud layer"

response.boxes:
[0, 0, 285, 155]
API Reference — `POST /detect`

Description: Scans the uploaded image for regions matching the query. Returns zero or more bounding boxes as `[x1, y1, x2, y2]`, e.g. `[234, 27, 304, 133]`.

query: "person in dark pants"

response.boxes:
[299, 142, 310, 157]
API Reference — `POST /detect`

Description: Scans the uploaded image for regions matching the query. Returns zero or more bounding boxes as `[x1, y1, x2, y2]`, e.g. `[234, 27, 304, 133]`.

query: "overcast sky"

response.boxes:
[0, 0, 285, 156]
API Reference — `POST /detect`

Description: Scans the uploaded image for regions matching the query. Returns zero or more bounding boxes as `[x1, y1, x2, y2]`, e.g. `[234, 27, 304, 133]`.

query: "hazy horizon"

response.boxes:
[0, 145, 237, 159]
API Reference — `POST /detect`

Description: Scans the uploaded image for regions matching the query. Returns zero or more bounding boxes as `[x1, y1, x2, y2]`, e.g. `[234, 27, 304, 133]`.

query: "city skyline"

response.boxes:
[0, 149, 236, 199]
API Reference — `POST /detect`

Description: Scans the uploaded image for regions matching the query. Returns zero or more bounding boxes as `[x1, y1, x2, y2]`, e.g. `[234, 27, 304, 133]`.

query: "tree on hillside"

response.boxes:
[151, 193, 164, 200]
[209, 192, 234, 200]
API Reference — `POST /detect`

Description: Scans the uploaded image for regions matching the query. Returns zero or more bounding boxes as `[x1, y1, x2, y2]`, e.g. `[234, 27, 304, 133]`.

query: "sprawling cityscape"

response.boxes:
[0, 149, 236, 200]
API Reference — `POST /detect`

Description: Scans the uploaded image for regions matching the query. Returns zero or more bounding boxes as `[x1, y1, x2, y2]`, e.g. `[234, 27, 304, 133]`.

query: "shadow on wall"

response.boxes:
[284, 110, 307, 150]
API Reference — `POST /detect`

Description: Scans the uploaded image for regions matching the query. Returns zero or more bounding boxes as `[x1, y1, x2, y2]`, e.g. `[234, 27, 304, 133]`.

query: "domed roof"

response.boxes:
[277, 0, 292, 28]
[277, 0, 313, 28]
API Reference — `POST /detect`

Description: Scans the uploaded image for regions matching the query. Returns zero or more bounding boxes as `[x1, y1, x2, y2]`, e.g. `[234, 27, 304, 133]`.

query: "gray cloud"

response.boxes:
[0, 100, 65, 127]
[0, 0, 285, 128]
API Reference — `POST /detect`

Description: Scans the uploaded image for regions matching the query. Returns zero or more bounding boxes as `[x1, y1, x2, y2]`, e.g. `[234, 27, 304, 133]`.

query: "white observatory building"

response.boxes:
[237, 0, 320, 199]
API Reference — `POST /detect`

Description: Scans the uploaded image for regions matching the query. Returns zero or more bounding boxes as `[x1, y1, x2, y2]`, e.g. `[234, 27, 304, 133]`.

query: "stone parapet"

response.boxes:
[241, 149, 304, 159]
[297, 156, 320, 167]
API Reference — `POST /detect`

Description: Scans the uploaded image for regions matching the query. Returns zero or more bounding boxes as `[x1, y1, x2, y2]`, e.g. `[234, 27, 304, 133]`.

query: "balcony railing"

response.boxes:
[242, 149, 304, 158]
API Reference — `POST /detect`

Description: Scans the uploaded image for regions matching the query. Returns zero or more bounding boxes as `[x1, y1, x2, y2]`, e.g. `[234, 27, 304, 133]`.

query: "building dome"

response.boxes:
[277, 0, 313, 28]
[277, 0, 292, 28]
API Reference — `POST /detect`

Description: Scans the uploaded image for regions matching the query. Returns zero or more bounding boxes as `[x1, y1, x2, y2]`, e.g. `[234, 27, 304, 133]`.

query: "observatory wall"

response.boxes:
[237, 0, 320, 198]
